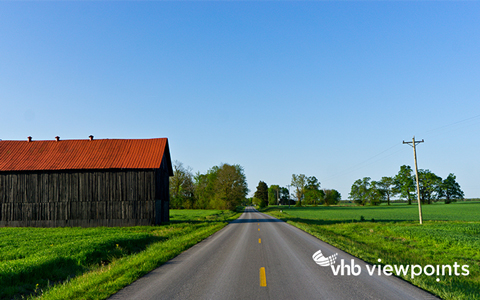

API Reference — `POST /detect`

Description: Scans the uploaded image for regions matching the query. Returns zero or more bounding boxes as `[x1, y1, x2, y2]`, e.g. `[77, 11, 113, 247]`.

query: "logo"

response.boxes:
[312, 250, 469, 282]
[312, 250, 338, 267]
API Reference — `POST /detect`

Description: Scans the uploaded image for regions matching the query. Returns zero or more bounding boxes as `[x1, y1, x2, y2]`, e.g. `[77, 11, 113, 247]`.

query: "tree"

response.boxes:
[417, 169, 442, 204]
[291, 174, 307, 206]
[279, 187, 290, 205]
[169, 161, 195, 209]
[194, 168, 218, 209]
[378, 176, 396, 205]
[213, 164, 249, 210]
[304, 189, 325, 206]
[268, 185, 280, 205]
[323, 189, 341, 205]
[306, 176, 320, 190]
[252, 197, 262, 207]
[394, 165, 415, 205]
[193, 163, 249, 210]
[254, 181, 269, 208]
[440, 173, 464, 204]
[368, 181, 384, 206]
[349, 177, 371, 206]
[304, 176, 324, 206]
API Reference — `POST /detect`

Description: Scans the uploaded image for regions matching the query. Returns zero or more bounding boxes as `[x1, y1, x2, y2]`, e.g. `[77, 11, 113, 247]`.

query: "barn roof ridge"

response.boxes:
[0, 137, 172, 172]
[0, 137, 165, 141]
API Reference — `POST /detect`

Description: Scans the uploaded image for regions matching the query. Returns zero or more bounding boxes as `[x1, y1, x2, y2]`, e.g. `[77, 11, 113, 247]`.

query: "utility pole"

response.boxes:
[403, 137, 424, 225]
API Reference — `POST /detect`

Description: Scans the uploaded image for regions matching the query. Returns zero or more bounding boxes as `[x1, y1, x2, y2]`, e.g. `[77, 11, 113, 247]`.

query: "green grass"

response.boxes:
[268, 202, 480, 222]
[170, 209, 240, 222]
[263, 203, 480, 300]
[0, 209, 241, 300]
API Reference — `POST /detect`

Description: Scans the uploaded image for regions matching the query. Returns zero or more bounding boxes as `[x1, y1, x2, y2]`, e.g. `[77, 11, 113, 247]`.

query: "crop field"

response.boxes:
[0, 209, 240, 300]
[270, 202, 480, 222]
[264, 203, 480, 300]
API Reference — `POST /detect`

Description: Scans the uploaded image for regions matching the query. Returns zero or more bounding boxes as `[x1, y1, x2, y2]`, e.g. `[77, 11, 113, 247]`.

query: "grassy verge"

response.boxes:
[262, 204, 480, 300]
[0, 209, 242, 300]
[170, 208, 241, 222]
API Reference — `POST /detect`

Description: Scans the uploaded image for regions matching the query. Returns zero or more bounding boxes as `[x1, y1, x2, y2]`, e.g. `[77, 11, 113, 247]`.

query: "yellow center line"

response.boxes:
[259, 238, 261, 243]
[258, 228, 260, 231]
[260, 267, 267, 287]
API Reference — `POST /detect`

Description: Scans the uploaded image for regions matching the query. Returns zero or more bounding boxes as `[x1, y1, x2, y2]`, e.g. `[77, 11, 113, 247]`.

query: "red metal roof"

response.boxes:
[0, 138, 171, 172]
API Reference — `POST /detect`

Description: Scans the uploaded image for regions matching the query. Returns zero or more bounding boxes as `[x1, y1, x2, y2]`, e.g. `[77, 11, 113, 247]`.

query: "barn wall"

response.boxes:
[0, 169, 157, 227]
[155, 150, 171, 223]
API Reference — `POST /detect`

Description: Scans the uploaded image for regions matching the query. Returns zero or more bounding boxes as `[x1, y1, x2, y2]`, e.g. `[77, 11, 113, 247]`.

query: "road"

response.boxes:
[109, 207, 439, 300]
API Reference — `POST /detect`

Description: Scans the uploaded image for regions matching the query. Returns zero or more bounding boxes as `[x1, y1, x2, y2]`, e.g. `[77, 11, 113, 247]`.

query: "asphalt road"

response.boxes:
[109, 207, 439, 300]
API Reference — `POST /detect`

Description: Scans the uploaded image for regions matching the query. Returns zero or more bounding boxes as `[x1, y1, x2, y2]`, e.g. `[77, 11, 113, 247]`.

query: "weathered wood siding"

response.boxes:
[0, 168, 169, 227]
[157, 150, 170, 223]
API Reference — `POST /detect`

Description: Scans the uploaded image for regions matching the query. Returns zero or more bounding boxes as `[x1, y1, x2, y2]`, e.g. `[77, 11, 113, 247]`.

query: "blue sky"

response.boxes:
[1, 1, 479, 199]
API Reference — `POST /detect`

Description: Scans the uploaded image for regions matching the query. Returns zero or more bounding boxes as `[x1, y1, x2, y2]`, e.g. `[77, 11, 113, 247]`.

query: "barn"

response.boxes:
[0, 136, 173, 227]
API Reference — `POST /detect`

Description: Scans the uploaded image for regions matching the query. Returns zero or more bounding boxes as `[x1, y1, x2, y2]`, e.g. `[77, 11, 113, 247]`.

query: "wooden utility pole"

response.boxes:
[403, 137, 424, 225]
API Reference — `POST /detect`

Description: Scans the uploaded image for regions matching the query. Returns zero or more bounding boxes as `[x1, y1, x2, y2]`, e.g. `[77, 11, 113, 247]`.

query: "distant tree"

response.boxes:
[349, 177, 371, 206]
[291, 174, 307, 206]
[194, 168, 218, 209]
[378, 176, 396, 205]
[169, 161, 195, 209]
[279, 187, 290, 205]
[194, 164, 248, 210]
[268, 185, 280, 205]
[323, 189, 341, 205]
[369, 181, 383, 206]
[440, 173, 464, 204]
[306, 176, 321, 190]
[252, 197, 262, 207]
[254, 181, 269, 208]
[417, 169, 442, 204]
[304, 189, 325, 206]
[394, 165, 416, 205]
[213, 164, 249, 210]
[304, 176, 324, 206]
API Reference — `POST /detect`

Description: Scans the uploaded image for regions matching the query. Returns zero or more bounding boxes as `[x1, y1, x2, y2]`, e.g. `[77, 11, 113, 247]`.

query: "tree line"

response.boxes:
[169, 161, 249, 211]
[252, 174, 341, 208]
[348, 165, 464, 206]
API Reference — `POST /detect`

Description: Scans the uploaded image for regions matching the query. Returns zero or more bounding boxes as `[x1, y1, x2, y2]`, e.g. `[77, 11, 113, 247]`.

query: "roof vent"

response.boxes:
[28, 136, 32, 142]
[55, 136, 60, 142]
[89, 135, 94, 141]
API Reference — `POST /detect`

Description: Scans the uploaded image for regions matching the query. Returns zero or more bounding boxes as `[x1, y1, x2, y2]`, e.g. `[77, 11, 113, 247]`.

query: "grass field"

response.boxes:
[263, 203, 480, 300]
[0, 209, 240, 300]
[170, 209, 235, 222]
[269, 202, 480, 222]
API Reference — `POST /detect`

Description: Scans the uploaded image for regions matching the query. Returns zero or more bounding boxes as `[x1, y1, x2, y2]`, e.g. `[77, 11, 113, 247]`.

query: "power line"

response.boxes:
[322, 114, 479, 186]
[423, 114, 480, 136]
[322, 143, 401, 182]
